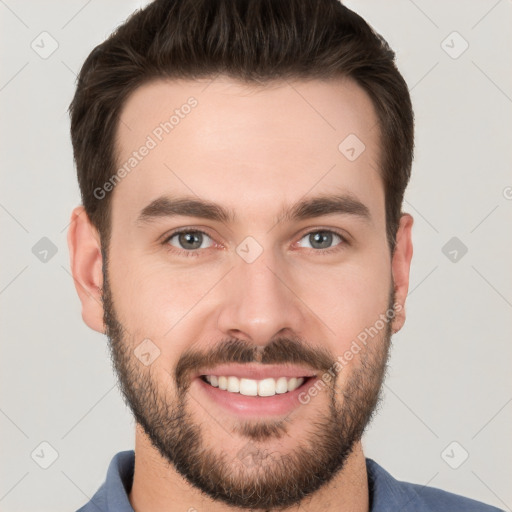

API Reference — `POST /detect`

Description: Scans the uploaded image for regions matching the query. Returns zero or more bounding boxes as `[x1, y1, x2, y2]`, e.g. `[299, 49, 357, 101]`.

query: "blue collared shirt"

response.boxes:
[76, 450, 505, 511]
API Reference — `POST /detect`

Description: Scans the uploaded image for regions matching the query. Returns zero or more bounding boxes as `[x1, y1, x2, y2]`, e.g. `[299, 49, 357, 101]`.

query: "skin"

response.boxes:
[68, 76, 413, 512]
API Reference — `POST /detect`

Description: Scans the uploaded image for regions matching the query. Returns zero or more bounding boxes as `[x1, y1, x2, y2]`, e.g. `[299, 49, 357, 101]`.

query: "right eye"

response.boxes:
[164, 230, 215, 253]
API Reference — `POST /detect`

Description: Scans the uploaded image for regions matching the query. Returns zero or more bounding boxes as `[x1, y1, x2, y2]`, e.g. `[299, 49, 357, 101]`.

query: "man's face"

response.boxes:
[96, 77, 408, 509]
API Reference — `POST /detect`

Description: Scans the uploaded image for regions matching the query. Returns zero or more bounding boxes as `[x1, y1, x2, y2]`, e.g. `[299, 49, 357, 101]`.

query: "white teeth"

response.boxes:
[227, 376, 240, 393]
[240, 378, 258, 396]
[218, 376, 228, 390]
[203, 375, 306, 396]
[287, 377, 299, 392]
[275, 376, 289, 394]
[258, 378, 276, 397]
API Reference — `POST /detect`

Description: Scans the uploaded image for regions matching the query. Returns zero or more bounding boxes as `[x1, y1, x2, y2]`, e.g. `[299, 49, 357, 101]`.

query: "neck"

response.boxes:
[128, 425, 370, 512]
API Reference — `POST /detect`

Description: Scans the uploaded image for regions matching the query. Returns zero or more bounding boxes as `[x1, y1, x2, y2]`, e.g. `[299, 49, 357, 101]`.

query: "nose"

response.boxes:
[216, 247, 307, 347]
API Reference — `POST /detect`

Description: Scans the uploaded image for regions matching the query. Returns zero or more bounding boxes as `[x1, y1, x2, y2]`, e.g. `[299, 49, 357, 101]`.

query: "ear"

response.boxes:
[390, 213, 414, 334]
[67, 206, 105, 333]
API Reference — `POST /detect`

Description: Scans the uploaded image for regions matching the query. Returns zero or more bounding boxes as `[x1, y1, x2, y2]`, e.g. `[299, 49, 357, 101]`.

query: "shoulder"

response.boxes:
[366, 458, 505, 512]
[75, 483, 107, 512]
[75, 451, 135, 512]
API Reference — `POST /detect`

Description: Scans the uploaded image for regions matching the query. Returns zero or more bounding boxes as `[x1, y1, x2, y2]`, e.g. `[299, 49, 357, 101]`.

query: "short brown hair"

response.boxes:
[69, 0, 413, 254]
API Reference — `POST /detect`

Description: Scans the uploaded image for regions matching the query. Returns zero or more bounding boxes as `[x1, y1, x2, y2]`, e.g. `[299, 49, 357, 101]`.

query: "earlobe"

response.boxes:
[390, 213, 414, 334]
[67, 206, 105, 333]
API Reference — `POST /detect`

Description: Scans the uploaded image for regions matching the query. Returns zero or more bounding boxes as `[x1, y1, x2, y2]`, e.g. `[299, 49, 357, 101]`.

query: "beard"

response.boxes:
[102, 261, 395, 511]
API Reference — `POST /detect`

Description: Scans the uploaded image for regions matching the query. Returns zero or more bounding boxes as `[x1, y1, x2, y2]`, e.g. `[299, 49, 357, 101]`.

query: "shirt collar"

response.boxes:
[102, 450, 135, 511]
[366, 457, 429, 511]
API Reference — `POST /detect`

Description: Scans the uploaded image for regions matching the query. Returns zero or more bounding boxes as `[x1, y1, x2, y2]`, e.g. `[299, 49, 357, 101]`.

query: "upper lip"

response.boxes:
[195, 364, 318, 381]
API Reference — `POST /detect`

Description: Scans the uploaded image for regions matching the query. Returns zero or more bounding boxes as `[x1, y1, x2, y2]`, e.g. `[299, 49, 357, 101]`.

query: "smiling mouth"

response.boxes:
[199, 374, 313, 397]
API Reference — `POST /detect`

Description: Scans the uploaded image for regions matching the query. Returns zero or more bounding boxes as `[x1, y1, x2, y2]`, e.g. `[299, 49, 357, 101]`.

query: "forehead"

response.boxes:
[111, 76, 383, 229]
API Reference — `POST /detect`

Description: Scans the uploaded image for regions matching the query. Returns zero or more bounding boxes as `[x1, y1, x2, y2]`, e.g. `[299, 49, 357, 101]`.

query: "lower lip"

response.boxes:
[194, 376, 317, 417]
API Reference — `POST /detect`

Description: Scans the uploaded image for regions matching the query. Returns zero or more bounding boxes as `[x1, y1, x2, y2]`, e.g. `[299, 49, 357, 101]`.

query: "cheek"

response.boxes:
[109, 252, 218, 340]
[294, 253, 391, 352]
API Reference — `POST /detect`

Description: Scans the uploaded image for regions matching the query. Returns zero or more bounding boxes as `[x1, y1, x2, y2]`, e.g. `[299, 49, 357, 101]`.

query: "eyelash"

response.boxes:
[161, 228, 349, 258]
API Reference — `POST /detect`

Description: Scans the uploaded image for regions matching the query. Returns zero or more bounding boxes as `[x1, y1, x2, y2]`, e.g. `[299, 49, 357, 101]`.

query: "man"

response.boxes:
[66, 0, 503, 510]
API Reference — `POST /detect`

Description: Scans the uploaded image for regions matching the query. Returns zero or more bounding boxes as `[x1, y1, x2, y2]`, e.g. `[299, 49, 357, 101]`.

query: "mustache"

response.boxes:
[174, 336, 336, 392]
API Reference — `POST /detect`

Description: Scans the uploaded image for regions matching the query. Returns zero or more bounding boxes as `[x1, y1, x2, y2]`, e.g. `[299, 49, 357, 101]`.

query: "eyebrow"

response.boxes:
[136, 193, 372, 226]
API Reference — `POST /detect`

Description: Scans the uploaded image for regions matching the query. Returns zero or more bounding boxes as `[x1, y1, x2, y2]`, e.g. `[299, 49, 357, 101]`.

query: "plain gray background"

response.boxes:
[0, 1, 511, 510]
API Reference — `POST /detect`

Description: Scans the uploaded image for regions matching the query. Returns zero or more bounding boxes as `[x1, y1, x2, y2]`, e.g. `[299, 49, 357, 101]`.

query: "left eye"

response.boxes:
[297, 230, 344, 250]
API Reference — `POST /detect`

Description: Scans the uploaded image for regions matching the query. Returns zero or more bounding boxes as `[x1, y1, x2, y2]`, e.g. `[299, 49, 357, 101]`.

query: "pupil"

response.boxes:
[310, 231, 332, 249]
[180, 232, 202, 250]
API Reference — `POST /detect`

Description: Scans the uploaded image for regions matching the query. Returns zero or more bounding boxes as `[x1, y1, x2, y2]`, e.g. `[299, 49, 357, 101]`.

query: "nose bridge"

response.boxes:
[216, 247, 304, 345]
